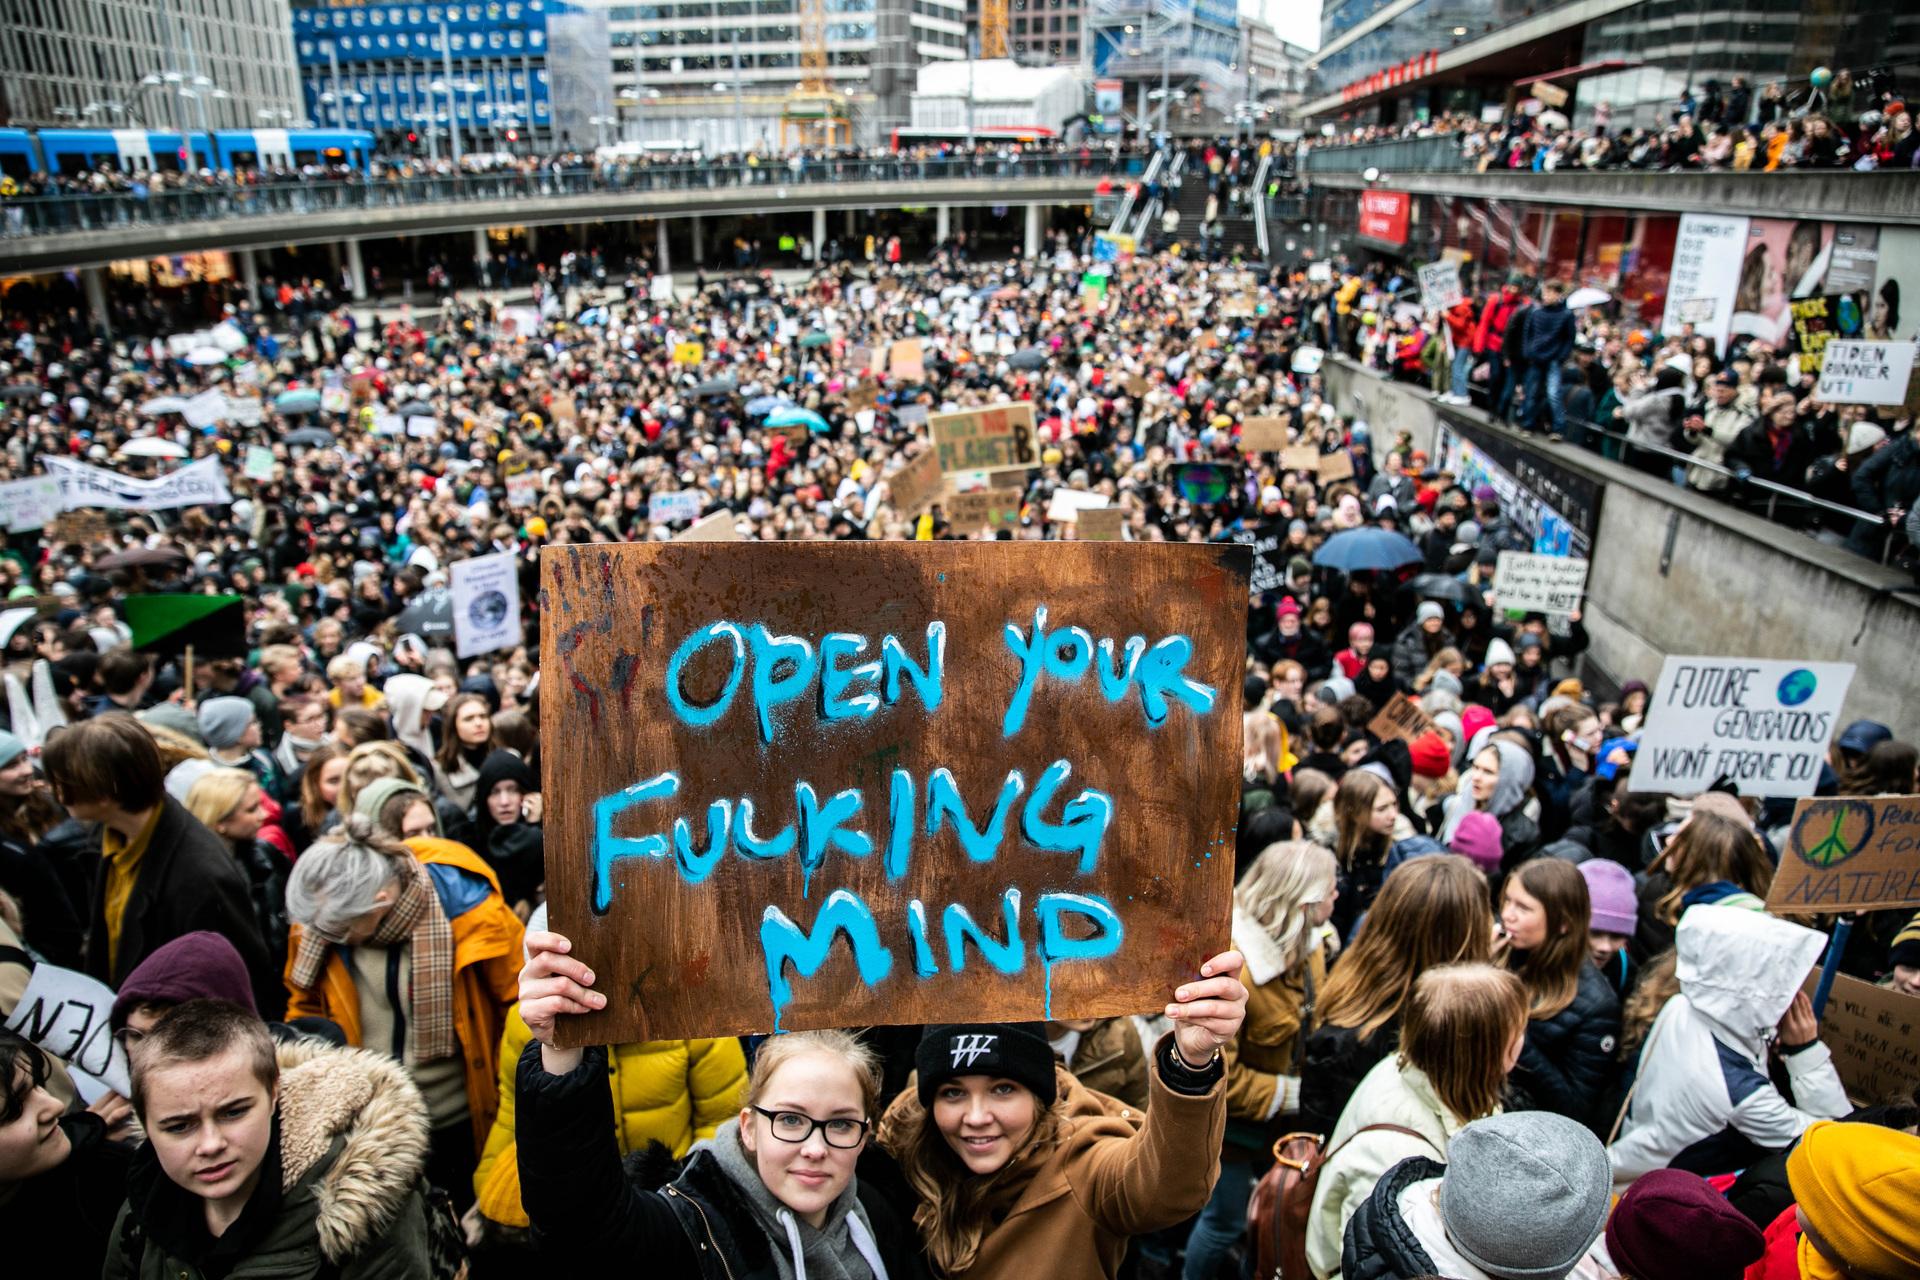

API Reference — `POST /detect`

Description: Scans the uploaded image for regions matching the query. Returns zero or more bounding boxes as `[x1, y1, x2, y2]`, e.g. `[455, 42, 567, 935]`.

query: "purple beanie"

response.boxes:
[1606, 1169, 1763, 1280]
[1578, 858, 1638, 935]
[1448, 810, 1504, 871]
[110, 931, 258, 1028]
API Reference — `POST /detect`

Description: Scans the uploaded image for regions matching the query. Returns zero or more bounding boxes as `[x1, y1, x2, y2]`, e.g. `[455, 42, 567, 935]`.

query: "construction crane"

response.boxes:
[979, 0, 1008, 59]
[782, 0, 853, 147]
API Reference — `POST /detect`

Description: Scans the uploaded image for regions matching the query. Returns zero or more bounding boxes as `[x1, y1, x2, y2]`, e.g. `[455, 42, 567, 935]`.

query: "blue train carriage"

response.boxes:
[213, 128, 374, 173]
[35, 129, 217, 176]
[0, 130, 37, 181]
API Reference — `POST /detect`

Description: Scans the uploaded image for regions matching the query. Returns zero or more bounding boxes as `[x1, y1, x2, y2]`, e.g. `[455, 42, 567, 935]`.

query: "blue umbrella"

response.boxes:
[745, 395, 786, 417]
[1310, 527, 1424, 574]
[766, 405, 831, 434]
[575, 306, 609, 327]
[274, 389, 321, 415]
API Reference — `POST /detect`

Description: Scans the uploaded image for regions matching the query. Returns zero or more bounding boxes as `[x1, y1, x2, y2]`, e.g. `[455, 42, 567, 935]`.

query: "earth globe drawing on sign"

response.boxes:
[1777, 668, 1819, 706]
[468, 590, 510, 630]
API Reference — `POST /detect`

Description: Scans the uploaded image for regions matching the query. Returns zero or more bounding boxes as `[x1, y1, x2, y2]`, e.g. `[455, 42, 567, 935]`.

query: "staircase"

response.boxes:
[1165, 157, 1264, 260]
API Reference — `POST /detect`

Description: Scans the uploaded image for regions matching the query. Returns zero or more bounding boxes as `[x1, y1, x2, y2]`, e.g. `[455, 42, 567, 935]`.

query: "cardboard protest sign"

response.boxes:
[538, 541, 1250, 1043]
[947, 488, 1024, 531]
[1814, 340, 1916, 406]
[1628, 657, 1854, 797]
[4, 962, 130, 1100]
[929, 402, 1038, 475]
[0, 475, 63, 532]
[1790, 296, 1839, 375]
[1240, 418, 1291, 453]
[888, 338, 925, 381]
[888, 449, 945, 518]
[1799, 972, 1920, 1105]
[673, 341, 706, 366]
[1768, 796, 1920, 914]
[1126, 374, 1151, 398]
[1077, 507, 1125, 541]
[552, 392, 577, 424]
[1280, 444, 1321, 473]
[1418, 260, 1464, 311]
[1316, 451, 1356, 484]
[242, 445, 276, 483]
[676, 510, 741, 542]
[450, 551, 523, 659]
[1291, 345, 1325, 374]
[651, 275, 677, 302]
[1493, 552, 1589, 615]
[1045, 490, 1109, 523]
[47, 510, 110, 546]
[649, 490, 704, 525]
[1368, 693, 1437, 744]
[505, 471, 538, 510]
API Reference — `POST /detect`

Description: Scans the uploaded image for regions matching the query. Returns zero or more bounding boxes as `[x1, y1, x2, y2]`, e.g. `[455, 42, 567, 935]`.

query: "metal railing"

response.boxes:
[1252, 150, 1273, 259]
[0, 152, 1147, 238]
[1108, 149, 1159, 237]
[1299, 136, 1471, 176]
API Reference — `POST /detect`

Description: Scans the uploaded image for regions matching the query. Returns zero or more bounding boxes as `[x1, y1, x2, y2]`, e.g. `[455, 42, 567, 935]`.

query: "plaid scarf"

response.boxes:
[290, 855, 457, 1064]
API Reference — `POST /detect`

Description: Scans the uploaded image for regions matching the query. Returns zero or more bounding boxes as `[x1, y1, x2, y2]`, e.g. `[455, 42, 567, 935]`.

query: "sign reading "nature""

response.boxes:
[540, 542, 1248, 1044]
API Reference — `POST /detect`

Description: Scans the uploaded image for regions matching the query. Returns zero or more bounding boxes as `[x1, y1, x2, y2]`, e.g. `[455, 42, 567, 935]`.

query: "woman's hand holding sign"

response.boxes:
[1166, 949, 1248, 1069]
[520, 929, 605, 1075]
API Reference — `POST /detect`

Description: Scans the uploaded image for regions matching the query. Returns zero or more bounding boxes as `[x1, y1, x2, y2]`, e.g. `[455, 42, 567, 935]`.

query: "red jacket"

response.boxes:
[1444, 299, 1477, 347]
[1744, 1205, 1802, 1280]
[1473, 288, 1521, 356]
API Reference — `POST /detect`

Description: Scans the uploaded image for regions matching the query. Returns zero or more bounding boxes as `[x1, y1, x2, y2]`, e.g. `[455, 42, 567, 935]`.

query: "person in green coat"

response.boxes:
[105, 999, 435, 1279]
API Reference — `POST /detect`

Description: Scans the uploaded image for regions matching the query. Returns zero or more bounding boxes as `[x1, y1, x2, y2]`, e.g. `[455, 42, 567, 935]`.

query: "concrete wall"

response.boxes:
[1326, 358, 1920, 733]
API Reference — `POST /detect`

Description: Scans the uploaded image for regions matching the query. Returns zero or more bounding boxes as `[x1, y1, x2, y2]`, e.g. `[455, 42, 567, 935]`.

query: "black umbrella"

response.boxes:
[97, 546, 190, 572]
[1405, 574, 1484, 608]
[395, 400, 435, 418]
[691, 376, 738, 398]
[394, 586, 455, 640]
[1008, 347, 1049, 371]
[284, 427, 336, 448]
[0, 385, 43, 401]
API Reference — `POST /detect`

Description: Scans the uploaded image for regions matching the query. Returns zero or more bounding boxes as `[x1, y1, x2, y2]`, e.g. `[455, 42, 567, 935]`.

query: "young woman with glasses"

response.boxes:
[515, 928, 930, 1278]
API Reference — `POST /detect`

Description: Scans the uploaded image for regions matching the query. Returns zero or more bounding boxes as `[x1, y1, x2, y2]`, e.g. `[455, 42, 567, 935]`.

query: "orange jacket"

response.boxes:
[283, 836, 524, 1153]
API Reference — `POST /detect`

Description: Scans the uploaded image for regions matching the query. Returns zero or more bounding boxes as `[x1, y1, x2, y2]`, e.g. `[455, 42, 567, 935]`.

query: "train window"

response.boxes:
[0, 152, 32, 181]
[293, 150, 318, 166]
[228, 150, 260, 168]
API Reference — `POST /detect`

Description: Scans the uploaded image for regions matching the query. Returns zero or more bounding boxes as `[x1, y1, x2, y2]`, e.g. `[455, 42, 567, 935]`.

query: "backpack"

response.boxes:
[1246, 1122, 1441, 1280]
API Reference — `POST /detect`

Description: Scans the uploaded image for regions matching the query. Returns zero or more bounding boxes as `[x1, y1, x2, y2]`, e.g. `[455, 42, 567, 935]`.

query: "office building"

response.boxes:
[0, 0, 303, 131]
[291, 0, 610, 155]
[1088, 0, 1242, 128]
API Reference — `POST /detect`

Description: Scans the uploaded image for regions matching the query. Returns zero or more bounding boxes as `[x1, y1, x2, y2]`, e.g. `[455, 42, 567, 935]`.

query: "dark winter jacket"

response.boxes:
[1388, 621, 1453, 686]
[1338, 1153, 1449, 1280]
[468, 751, 544, 906]
[516, 1043, 929, 1280]
[1851, 432, 1920, 514]
[0, 1113, 129, 1279]
[0, 833, 85, 967]
[1299, 1017, 1400, 1139]
[1521, 300, 1576, 366]
[1504, 959, 1622, 1131]
[83, 796, 280, 1021]
[1728, 418, 1819, 490]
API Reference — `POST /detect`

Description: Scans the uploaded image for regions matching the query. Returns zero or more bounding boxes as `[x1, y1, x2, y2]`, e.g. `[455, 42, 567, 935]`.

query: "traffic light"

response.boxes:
[506, 128, 518, 142]
[407, 131, 418, 143]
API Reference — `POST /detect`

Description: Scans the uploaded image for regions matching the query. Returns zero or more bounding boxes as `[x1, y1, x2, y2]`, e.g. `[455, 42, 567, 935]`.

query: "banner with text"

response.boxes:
[40, 455, 232, 512]
[1493, 552, 1589, 615]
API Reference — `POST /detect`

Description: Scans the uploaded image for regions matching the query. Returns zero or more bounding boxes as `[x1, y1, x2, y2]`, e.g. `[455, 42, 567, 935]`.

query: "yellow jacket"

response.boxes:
[473, 1007, 749, 1227]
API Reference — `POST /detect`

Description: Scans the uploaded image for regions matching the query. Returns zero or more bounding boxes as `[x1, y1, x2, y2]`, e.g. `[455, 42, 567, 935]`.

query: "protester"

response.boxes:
[1576, 856, 1640, 997]
[465, 750, 544, 917]
[43, 716, 281, 1019]
[0, 1029, 130, 1277]
[107, 998, 435, 1278]
[283, 813, 523, 1209]
[1328, 770, 1402, 939]
[0, 728, 84, 967]
[184, 768, 291, 966]
[1609, 904, 1850, 1185]
[1304, 962, 1530, 1278]
[1298, 854, 1495, 1137]
[1495, 857, 1622, 1129]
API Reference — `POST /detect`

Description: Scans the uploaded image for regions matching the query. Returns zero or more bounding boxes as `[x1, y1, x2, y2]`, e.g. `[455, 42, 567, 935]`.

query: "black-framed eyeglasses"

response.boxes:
[750, 1106, 869, 1149]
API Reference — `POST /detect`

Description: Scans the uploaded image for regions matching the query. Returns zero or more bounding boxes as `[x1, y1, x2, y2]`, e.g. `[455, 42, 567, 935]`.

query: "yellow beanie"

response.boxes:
[1787, 1120, 1920, 1277]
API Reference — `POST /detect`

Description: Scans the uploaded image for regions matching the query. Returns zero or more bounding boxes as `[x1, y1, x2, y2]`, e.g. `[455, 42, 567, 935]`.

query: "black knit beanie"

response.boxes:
[915, 1023, 1058, 1109]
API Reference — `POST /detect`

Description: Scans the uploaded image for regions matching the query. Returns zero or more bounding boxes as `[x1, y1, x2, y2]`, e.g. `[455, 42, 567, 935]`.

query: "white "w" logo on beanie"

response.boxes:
[949, 1033, 998, 1069]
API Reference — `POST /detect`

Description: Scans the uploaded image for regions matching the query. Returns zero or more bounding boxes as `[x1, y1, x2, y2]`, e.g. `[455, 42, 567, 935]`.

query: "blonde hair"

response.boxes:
[1234, 840, 1337, 975]
[184, 768, 258, 835]
[337, 741, 423, 817]
[746, 1030, 882, 1119]
[1621, 949, 1679, 1058]
[1399, 962, 1528, 1124]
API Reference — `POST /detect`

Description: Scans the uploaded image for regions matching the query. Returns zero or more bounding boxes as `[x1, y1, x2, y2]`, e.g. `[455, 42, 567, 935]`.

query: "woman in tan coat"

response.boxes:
[876, 948, 1248, 1280]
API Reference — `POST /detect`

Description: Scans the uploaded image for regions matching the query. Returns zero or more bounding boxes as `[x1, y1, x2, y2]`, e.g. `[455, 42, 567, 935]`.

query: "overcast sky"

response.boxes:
[1243, 0, 1323, 49]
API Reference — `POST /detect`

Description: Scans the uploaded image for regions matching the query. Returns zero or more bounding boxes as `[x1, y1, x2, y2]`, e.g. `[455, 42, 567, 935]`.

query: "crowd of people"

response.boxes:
[1308, 64, 1918, 173]
[0, 231, 1916, 1280]
[1329, 262, 1917, 565]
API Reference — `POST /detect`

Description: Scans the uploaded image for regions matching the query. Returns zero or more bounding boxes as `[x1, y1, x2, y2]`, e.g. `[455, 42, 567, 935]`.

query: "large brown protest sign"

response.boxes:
[1800, 972, 1920, 1105]
[1317, 450, 1356, 484]
[1281, 444, 1321, 473]
[930, 402, 1038, 474]
[1767, 796, 1920, 915]
[1368, 693, 1437, 744]
[1240, 418, 1291, 453]
[539, 542, 1250, 1044]
[1078, 508, 1125, 541]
